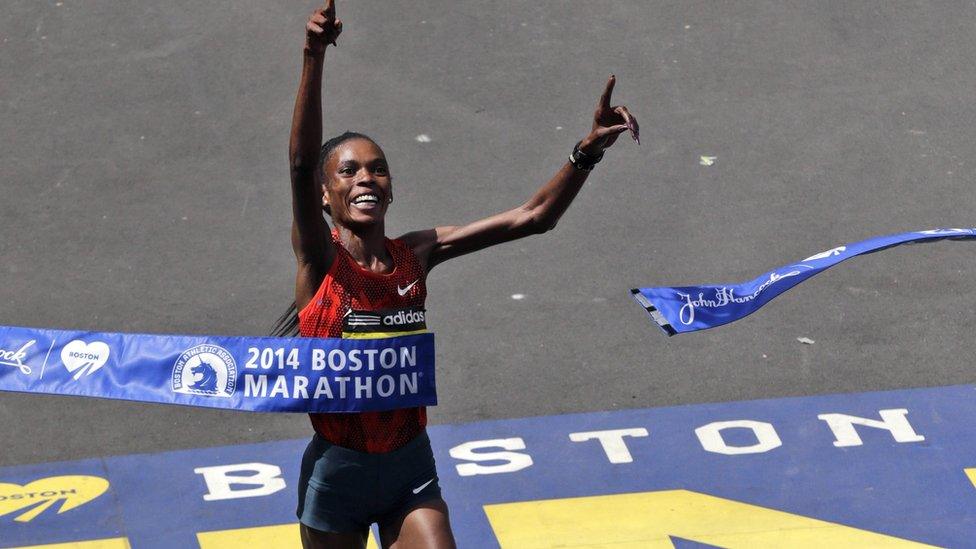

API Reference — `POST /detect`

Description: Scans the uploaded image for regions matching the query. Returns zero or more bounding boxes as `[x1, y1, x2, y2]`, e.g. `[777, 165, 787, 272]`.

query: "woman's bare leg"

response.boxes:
[378, 499, 456, 549]
[300, 523, 368, 549]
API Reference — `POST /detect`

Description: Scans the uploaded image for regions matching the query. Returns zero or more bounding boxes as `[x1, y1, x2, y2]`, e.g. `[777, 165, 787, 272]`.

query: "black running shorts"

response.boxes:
[296, 430, 442, 533]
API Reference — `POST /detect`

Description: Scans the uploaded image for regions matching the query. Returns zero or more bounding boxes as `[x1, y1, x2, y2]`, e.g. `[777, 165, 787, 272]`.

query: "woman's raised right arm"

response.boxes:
[289, 1, 342, 308]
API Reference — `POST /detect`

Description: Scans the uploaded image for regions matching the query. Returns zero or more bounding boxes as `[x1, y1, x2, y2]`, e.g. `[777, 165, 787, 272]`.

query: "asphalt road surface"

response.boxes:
[1, 0, 974, 467]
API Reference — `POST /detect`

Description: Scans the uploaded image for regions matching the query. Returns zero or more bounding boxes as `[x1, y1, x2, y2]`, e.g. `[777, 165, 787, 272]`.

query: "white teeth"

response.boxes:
[352, 194, 380, 204]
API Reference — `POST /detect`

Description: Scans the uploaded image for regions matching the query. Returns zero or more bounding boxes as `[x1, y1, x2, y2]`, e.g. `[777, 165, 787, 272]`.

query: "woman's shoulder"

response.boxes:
[390, 232, 431, 274]
[393, 230, 436, 268]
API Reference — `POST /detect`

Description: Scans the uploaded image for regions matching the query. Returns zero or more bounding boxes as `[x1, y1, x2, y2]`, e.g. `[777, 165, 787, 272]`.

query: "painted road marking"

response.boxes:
[0, 476, 109, 523]
[4, 384, 976, 547]
[12, 540, 129, 549]
[963, 467, 976, 491]
[485, 490, 935, 548]
[196, 524, 379, 549]
[8, 528, 383, 549]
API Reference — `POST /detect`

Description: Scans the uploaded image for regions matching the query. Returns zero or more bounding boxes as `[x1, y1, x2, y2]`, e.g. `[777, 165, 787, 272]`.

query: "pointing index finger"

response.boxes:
[599, 75, 616, 111]
[324, 0, 336, 17]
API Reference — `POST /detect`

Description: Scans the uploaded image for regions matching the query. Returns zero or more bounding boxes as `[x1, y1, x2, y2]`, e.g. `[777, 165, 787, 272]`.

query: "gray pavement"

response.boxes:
[1, 0, 974, 467]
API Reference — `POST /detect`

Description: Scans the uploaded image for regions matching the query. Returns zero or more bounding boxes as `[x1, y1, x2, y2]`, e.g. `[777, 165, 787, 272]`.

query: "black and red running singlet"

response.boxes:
[298, 231, 428, 453]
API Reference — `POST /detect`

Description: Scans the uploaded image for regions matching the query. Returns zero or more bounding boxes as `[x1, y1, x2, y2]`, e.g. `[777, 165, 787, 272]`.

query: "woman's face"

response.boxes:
[322, 138, 392, 228]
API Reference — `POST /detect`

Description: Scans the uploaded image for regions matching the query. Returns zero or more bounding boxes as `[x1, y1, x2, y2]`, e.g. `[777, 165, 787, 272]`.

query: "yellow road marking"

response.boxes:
[484, 489, 938, 548]
[197, 522, 379, 548]
[963, 467, 976, 490]
[0, 475, 109, 522]
[11, 539, 130, 549]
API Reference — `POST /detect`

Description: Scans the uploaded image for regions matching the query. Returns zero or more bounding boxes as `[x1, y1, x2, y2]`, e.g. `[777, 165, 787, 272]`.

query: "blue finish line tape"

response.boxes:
[632, 227, 976, 335]
[0, 326, 436, 412]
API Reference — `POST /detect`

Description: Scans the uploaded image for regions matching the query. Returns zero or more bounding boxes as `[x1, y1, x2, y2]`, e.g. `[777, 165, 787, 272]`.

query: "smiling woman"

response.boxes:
[317, 132, 389, 219]
[280, 1, 640, 548]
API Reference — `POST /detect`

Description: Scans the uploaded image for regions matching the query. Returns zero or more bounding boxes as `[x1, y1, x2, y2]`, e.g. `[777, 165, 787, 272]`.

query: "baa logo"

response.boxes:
[172, 344, 237, 397]
[0, 475, 109, 522]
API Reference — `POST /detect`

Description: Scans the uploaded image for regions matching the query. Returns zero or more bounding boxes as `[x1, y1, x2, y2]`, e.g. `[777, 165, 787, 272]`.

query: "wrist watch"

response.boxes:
[568, 141, 604, 171]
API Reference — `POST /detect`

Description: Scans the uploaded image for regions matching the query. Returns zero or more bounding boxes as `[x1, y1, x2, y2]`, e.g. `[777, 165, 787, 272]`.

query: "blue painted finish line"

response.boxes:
[3, 384, 976, 547]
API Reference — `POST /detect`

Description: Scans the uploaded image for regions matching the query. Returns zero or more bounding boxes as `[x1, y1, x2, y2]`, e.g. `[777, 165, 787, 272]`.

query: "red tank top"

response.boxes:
[298, 231, 428, 453]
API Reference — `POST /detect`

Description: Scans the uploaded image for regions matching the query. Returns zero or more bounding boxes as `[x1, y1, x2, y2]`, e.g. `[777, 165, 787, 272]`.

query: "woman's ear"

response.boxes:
[321, 184, 331, 214]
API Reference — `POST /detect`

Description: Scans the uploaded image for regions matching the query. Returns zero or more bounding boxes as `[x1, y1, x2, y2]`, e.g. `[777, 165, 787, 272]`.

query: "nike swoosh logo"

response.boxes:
[397, 280, 419, 296]
[412, 478, 435, 494]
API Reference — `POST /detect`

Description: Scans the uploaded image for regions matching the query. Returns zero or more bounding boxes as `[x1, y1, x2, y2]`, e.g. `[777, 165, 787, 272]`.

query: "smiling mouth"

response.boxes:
[350, 193, 381, 209]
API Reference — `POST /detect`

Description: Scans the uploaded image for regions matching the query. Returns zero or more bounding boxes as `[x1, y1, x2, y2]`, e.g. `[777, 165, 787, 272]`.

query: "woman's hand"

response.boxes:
[305, 0, 343, 55]
[579, 75, 640, 155]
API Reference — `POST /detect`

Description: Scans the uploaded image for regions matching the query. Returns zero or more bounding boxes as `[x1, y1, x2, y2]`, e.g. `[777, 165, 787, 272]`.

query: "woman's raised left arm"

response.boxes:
[401, 75, 639, 271]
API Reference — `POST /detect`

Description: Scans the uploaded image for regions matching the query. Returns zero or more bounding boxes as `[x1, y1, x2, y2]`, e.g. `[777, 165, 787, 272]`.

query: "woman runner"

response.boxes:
[286, 2, 639, 547]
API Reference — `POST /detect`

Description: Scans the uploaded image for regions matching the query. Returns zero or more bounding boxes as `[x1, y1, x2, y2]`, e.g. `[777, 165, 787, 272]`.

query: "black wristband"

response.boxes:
[568, 141, 604, 171]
